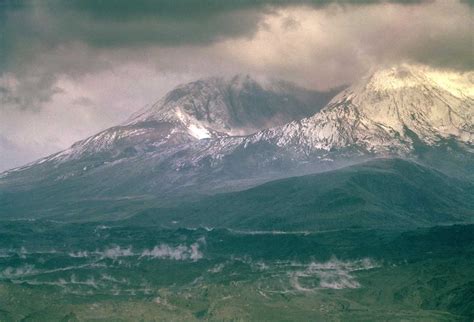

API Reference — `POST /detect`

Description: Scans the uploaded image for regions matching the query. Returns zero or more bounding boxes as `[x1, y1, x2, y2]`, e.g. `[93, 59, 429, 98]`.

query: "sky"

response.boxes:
[0, 0, 472, 171]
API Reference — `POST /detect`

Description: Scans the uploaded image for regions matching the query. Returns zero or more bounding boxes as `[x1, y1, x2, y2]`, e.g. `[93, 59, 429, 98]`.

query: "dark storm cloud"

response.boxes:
[0, 0, 430, 112]
[0, 73, 63, 110]
[1, 0, 261, 71]
[0, 0, 471, 109]
[0, 0, 428, 70]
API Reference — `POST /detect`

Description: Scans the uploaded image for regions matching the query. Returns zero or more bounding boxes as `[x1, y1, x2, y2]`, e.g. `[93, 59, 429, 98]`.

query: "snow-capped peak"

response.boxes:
[334, 64, 473, 143]
[245, 64, 473, 155]
[357, 64, 473, 99]
[10, 64, 472, 173]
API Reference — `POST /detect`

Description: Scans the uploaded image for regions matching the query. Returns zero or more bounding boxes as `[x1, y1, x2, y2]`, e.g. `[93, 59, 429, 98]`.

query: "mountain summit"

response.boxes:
[242, 64, 473, 155]
[125, 74, 337, 137]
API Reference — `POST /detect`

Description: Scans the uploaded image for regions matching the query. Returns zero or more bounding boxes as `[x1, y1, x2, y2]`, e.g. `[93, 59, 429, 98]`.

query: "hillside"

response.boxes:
[128, 158, 474, 230]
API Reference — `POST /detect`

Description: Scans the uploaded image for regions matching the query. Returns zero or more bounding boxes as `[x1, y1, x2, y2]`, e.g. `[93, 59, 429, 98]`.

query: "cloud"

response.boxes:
[0, 73, 64, 111]
[215, 1, 473, 89]
[0, 0, 265, 72]
[1, 1, 470, 88]
[0, 0, 433, 72]
[1, 1, 470, 95]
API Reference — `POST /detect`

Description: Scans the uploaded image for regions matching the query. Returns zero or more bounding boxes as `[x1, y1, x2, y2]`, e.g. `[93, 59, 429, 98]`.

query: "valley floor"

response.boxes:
[0, 221, 472, 321]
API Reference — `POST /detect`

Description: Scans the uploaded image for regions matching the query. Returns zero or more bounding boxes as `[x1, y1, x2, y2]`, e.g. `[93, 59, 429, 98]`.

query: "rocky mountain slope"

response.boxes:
[125, 74, 339, 137]
[239, 64, 473, 155]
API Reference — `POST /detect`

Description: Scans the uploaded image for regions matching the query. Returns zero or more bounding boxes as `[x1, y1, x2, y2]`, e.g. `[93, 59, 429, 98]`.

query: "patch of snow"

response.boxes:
[188, 123, 211, 139]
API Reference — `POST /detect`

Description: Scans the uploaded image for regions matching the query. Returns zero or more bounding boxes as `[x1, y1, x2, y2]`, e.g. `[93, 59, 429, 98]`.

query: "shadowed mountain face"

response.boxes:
[0, 65, 472, 221]
[126, 158, 474, 231]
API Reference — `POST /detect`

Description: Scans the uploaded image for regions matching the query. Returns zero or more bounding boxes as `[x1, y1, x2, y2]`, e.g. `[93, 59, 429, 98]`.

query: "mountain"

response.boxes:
[125, 74, 340, 137]
[126, 158, 474, 230]
[180, 64, 474, 180]
[238, 64, 473, 155]
[146, 63, 474, 183]
[0, 76, 339, 219]
[5, 75, 336, 165]
[0, 64, 472, 221]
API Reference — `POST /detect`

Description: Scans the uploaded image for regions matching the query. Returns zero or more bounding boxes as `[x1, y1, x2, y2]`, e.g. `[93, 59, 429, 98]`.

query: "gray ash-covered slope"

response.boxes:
[0, 65, 473, 220]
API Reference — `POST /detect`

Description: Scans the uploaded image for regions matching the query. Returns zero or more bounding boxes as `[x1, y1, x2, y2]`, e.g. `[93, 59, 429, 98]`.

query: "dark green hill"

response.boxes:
[130, 158, 474, 230]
